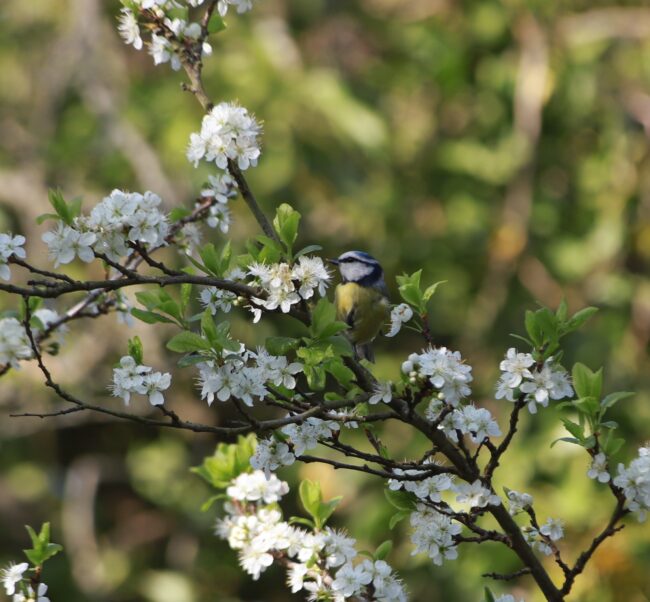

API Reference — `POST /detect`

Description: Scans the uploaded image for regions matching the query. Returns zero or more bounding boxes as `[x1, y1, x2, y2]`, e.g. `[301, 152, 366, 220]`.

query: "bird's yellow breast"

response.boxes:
[335, 283, 390, 345]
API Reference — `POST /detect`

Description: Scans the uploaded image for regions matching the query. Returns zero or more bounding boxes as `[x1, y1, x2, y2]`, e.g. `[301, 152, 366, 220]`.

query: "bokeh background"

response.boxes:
[1, 0, 650, 600]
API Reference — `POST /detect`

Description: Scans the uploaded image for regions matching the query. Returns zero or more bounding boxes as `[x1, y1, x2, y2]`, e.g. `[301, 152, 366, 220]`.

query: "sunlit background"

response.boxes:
[1, 0, 649, 600]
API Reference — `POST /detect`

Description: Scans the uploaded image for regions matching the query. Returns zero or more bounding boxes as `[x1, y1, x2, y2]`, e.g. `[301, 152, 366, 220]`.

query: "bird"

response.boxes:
[329, 250, 390, 362]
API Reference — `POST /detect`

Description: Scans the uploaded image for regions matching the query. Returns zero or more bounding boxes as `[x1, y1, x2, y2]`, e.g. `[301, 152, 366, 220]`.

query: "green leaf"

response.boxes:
[169, 206, 192, 222]
[35, 212, 61, 225]
[293, 244, 323, 260]
[484, 587, 497, 602]
[273, 203, 301, 254]
[384, 488, 417, 511]
[572, 363, 603, 400]
[130, 308, 176, 325]
[556, 298, 568, 322]
[603, 437, 625, 455]
[166, 331, 211, 353]
[325, 358, 355, 387]
[374, 540, 393, 561]
[601, 391, 634, 410]
[551, 436, 584, 448]
[310, 298, 347, 338]
[23, 523, 63, 566]
[299, 480, 322, 522]
[573, 396, 600, 417]
[200, 494, 227, 512]
[524, 310, 542, 346]
[397, 270, 424, 311]
[127, 336, 144, 364]
[289, 516, 316, 529]
[199, 244, 221, 276]
[265, 336, 299, 356]
[561, 418, 585, 440]
[389, 510, 410, 529]
[48, 189, 73, 225]
[564, 306, 598, 332]
[422, 280, 446, 302]
[298, 480, 341, 529]
[191, 435, 256, 489]
[207, 12, 226, 33]
[180, 283, 193, 312]
[177, 354, 206, 368]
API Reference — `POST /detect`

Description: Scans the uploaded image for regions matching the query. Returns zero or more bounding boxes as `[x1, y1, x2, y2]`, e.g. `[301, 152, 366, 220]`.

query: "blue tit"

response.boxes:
[329, 250, 390, 362]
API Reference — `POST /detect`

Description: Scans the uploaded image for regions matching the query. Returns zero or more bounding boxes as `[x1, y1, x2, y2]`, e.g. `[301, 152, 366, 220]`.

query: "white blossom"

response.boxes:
[117, 8, 142, 50]
[540, 517, 564, 542]
[331, 561, 373, 597]
[218, 0, 255, 17]
[403, 346, 473, 406]
[506, 489, 533, 515]
[613, 446, 650, 521]
[0, 318, 32, 368]
[495, 349, 573, 414]
[142, 370, 171, 406]
[323, 528, 357, 568]
[494, 595, 525, 602]
[281, 418, 339, 456]
[455, 480, 501, 508]
[187, 102, 261, 171]
[291, 256, 330, 299]
[200, 287, 237, 314]
[587, 452, 611, 483]
[386, 303, 413, 337]
[1, 562, 28, 596]
[227, 470, 289, 504]
[369, 381, 392, 405]
[42, 223, 96, 267]
[0, 233, 26, 280]
[410, 505, 461, 566]
[250, 438, 295, 478]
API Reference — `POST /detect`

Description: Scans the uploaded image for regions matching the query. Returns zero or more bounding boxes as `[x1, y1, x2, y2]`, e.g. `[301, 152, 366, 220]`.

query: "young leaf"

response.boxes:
[273, 203, 301, 254]
[166, 331, 211, 353]
[601, 391, 634, 410]
[389, 510, 410, 529]
[127, 336, 144, 364]
[23, 523, 63, 567]
[422, 280, 446, 302]
[374, 540, 393, 561]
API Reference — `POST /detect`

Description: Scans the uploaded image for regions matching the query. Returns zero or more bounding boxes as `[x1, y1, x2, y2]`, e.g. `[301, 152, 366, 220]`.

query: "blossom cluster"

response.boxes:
[409, 505, 461, 566]
[495, 348, 573, 414]
[197, 346, 302, 408]
[199, 172, 238, 233]
[118, 2, 219, 71]
[110, 355, 171, 406]
[1, 562, 50, 602]
[216, 470, 407, 600]
[250, 416, 340, 477]
[402, 346, 473, 406]
[505, 489, 533, 516]
[41, 190, 169, 267]
[187, 102, 262, 171]
[247, 256, 330, 314]
[0, 318, 32, 369]
[613, 446, 650, 521]
[388, 467, 454, 504]
[432, 402, 502, 444]
[0, 233, 26, 281]
[0, 310, 66, 369]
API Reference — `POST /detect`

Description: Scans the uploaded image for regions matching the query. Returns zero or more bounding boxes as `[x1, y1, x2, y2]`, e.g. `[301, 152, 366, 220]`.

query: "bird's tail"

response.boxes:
[354, 343, 375, 363]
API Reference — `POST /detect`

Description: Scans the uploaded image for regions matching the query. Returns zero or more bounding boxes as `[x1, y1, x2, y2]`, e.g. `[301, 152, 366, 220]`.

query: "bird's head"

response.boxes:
[329, 250, 384, 286]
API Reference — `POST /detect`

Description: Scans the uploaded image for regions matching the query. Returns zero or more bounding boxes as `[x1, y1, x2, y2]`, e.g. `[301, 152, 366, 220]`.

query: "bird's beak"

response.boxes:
[327, 258, 340, 266]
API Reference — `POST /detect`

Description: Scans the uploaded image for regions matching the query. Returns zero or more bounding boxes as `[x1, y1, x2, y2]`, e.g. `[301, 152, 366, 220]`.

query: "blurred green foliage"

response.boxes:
[1, 0, 650, 601]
